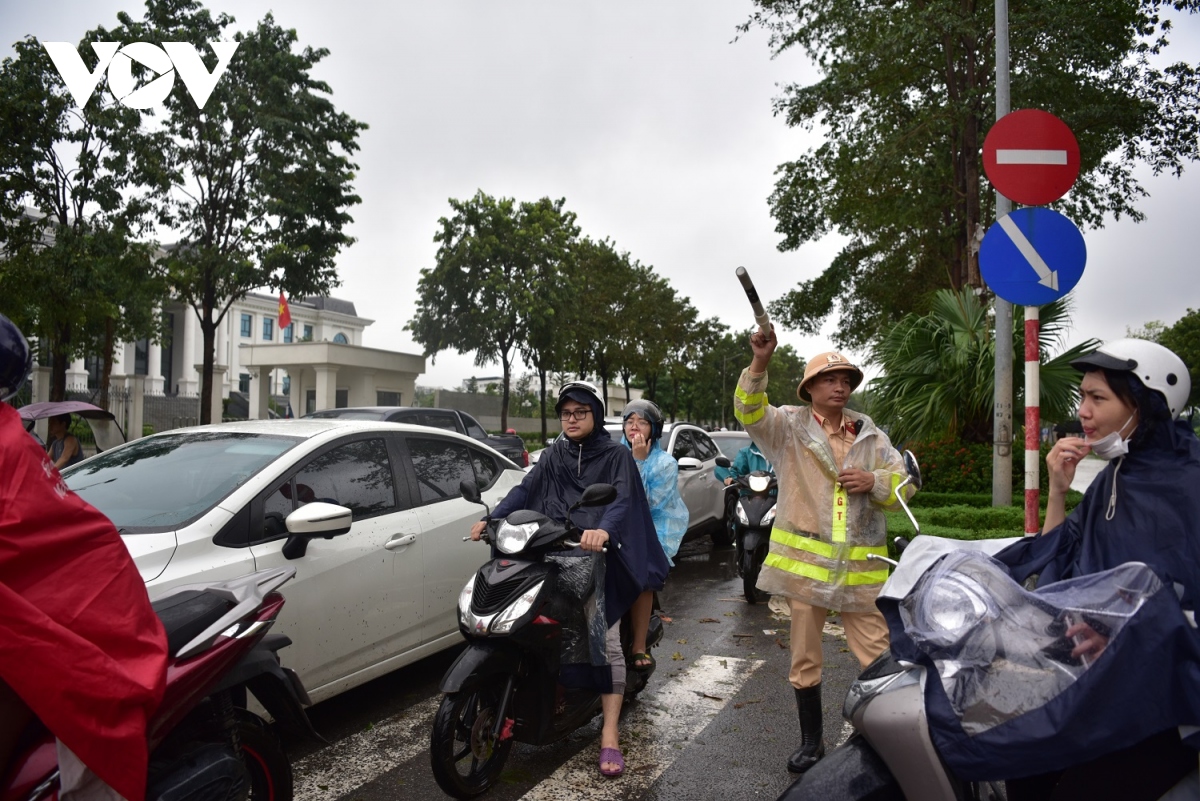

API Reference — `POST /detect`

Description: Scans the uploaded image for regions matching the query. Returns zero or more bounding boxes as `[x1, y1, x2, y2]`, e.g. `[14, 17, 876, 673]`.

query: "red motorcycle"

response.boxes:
[2, 568, 318, 801]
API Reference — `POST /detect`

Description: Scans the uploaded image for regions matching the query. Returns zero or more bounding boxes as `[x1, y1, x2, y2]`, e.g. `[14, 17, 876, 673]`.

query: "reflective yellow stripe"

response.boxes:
[770, 528, 886, 562]
[734, 406, 765, 425]
[885, 472, 903, 506]
[734, 386, 766, 406]
[764, 552, 830, 582]
[763, 553, 889, 586]
[831, 485, 848, 542]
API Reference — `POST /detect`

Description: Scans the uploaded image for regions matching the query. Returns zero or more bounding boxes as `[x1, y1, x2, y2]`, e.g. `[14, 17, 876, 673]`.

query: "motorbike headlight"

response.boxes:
[490, 580, 544, 634]
[735, 501, 749, 526]
[749, 475, 770, 493]
[911, 573, 996, 647]
[457, 575, 475, 624]
[761, 503, 777, 527]
[495, 521, 540, 555]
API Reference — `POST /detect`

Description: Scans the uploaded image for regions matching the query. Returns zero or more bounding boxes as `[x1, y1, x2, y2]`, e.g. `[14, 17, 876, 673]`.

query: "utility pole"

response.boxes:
[992, 0, 1014, 507]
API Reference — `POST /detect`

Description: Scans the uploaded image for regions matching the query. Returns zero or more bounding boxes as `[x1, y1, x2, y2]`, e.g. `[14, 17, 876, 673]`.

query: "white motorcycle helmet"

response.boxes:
[1070, 338, 1191, 419]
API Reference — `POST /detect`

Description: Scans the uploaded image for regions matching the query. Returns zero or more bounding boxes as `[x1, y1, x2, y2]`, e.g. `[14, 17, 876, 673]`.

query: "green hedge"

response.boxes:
[911, 490, 1084, 511]
[907, 437, 1053, 495]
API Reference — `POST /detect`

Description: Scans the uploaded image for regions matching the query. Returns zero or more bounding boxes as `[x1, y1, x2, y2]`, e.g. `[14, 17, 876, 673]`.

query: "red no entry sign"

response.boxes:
[983, 109, 1080, 206]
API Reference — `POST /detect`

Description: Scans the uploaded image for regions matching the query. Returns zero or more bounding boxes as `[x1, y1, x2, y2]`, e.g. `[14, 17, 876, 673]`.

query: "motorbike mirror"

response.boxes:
[578, 483, 617, 507]
[903, 450, 923, 491]
[459, 479, 482, 505]
[715, 455, 731, 468]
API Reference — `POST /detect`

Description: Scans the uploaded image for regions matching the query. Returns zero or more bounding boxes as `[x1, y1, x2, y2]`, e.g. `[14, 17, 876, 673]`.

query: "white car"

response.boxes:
[62, 419, 524, 704]
[529, 421, 729, 545]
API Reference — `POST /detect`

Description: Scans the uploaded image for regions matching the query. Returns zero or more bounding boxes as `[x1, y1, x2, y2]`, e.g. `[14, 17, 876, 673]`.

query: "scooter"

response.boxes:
[430, 480, 663, 799]
[2, 568, 319, 801]
[776, 453, 1200, 801]
[730, 470, 778, 604]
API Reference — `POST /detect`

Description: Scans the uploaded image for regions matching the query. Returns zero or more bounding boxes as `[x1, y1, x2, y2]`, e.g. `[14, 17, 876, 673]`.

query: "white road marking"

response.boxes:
[996, 149, 1068, 165]
[835, 720, 854, 748]
[519, 654, 764, 801]
[997, 214, 1059, 289]
[293, 696, 440, 801]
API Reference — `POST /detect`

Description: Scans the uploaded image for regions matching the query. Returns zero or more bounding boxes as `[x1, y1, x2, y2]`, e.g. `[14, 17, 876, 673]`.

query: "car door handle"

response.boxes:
[384, 533, 418, 550]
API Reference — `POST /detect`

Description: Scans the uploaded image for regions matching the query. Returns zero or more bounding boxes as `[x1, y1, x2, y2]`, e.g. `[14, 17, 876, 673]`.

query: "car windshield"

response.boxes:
[305, 410, 389, 420]
[713, 434, 752, 458]
[63, 432, 301, 532]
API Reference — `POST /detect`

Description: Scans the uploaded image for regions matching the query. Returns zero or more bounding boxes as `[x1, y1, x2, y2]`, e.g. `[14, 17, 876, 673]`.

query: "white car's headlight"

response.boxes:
[495, 521, 541, 555]
[457, 575, 475, 623]
[761, 504, 777, 527]
[490, 581, 544, 634]
[749, 475, 771, 493]
[735, 501, 749, 526]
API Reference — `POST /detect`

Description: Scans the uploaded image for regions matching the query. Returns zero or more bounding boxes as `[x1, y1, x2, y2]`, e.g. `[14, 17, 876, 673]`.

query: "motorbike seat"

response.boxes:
[151, 590, 237, 658]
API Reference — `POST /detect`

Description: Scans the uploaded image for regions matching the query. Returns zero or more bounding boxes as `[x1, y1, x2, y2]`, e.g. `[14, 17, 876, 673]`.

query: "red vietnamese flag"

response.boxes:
[278, 291, 292, 329]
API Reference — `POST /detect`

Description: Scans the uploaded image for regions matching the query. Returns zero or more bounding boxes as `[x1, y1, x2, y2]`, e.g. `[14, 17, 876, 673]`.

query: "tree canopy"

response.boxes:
[743, 0, 1200, 350]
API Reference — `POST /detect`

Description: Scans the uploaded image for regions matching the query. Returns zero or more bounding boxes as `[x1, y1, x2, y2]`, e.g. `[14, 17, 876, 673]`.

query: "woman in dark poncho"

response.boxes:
[470, 380, 668, 777]
[996, 338, 1200, 801]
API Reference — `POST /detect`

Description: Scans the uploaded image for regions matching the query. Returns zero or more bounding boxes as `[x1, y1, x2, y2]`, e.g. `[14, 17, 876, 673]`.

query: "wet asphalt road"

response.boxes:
[284, 536, 863, 801]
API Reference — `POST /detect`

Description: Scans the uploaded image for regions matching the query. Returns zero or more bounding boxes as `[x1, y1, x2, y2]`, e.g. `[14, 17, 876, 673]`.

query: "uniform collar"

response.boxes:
[812, 410, 855, 434]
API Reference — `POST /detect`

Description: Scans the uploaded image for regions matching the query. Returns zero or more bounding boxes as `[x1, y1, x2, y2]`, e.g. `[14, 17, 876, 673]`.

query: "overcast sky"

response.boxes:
[4, 2, 1198, 389]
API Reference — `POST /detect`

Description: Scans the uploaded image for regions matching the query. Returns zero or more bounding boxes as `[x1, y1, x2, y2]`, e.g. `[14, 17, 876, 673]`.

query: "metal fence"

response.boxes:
[143, 391, 201, 435]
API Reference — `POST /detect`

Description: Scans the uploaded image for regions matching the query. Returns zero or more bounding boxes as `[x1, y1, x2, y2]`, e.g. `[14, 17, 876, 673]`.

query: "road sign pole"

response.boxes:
[1024, 305, 1040, 534]
[993, 0, 1013, 508]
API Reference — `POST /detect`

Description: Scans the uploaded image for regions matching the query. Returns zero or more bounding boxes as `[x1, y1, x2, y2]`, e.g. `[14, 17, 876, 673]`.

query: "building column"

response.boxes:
[210, 365, 228, 423]
[178, 314, 198, 395]
[66, 358, 89, 391]
[248, 365, 273, 420]
[287, 368, 302, 418]
[314, 365, 338, 412]
[127, 375, 145, 441]
[147, 340, 164, 393]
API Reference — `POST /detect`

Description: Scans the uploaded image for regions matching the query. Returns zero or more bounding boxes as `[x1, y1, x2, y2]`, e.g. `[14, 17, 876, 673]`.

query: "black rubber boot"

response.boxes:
[786, 684, 826, 774]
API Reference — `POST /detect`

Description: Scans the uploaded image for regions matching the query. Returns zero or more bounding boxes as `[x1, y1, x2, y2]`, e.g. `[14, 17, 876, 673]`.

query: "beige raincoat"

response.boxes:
[733, 368, 913, 613]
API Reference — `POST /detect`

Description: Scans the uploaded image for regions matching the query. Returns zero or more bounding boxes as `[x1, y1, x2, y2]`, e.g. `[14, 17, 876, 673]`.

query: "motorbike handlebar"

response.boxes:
[563, 538, 608, 554]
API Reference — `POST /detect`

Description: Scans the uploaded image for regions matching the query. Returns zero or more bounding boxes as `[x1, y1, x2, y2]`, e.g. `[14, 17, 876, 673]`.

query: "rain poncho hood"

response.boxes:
[622, 437, 689, 564]
[733, 367, 912, 612]
[0, 403, 167, 801]
[492, 391, 668, 625]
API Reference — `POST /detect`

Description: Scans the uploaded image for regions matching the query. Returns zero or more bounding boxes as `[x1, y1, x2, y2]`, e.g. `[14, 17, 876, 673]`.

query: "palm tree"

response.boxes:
[867, 288, 1098, 444]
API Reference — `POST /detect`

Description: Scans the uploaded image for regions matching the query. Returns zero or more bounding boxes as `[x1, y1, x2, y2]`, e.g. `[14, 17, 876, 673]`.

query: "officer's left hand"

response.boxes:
[838, 469, 875, 494]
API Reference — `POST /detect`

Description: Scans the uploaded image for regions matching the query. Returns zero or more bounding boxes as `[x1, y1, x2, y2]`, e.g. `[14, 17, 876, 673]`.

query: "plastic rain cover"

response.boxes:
[899, 550, 1160, 736]
[545, 551, 609, 666]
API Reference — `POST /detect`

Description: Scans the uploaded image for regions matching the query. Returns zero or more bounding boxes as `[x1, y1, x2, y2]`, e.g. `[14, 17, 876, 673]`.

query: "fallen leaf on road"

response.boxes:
[699, 617, 719, 623]
[672, 651, 685, 661]
[775, 638, 788, 650]
[762, 629, 777, 635]
[718, 597, 747, 602]
[719, 658, 728, 669]
[723, 611, 739, 617]
[677, 638, 688, 644]
[733, 698, 763, 709]
[695, 691, 724, 701]
[732, 633, 754, 638]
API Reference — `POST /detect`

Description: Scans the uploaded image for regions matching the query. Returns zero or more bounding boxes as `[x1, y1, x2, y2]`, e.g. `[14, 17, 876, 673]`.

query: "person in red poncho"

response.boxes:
[0, 313, 168, 801]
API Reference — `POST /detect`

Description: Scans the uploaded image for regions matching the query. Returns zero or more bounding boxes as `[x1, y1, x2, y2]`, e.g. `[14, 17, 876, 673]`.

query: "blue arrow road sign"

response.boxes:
[979, 208, 1086, 306]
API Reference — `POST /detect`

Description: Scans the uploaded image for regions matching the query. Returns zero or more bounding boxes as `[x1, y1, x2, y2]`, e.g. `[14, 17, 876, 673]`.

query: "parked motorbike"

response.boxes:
[776, 452, 1200, 801]
[430, 480, 663, 799]
[2, 567, 320, 801]
[729, 470, 778, 604]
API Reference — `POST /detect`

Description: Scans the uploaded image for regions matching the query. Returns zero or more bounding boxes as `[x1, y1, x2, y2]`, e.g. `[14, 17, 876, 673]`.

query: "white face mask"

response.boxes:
[1086, 414, 1136, 461]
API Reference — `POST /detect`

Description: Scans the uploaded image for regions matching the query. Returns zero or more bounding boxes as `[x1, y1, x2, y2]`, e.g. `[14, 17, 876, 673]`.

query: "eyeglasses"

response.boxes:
[559, 408, 593, 422]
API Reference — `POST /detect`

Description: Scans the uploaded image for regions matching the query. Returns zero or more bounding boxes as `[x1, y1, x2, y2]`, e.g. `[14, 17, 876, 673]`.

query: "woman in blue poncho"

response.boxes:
[621, 399, 689, 670]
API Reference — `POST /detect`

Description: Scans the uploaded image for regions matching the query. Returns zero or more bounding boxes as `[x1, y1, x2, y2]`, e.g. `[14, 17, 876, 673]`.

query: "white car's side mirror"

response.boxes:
[678, 457, 702, 471]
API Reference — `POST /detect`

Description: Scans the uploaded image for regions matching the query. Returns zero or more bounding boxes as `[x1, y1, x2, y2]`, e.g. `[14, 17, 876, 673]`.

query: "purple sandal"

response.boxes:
[599, 746, 625, 777]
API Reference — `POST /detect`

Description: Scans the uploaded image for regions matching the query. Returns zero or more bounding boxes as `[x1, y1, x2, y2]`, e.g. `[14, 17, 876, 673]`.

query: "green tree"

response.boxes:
[868, 287, 1098, 444]
[409, 192, 578, 430]
[743, 0, 1200, 349]
[0, 34, 166, 401]
[120, 0, 365, 422]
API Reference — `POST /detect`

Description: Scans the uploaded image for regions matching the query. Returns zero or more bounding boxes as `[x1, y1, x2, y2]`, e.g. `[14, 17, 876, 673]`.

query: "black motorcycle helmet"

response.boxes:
[0, 312, 31, 403]
[622, 399, 665, 442]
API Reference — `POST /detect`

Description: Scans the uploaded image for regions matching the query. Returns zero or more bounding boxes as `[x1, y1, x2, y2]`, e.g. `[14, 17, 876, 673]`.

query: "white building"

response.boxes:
[66, 292, 376, 403]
